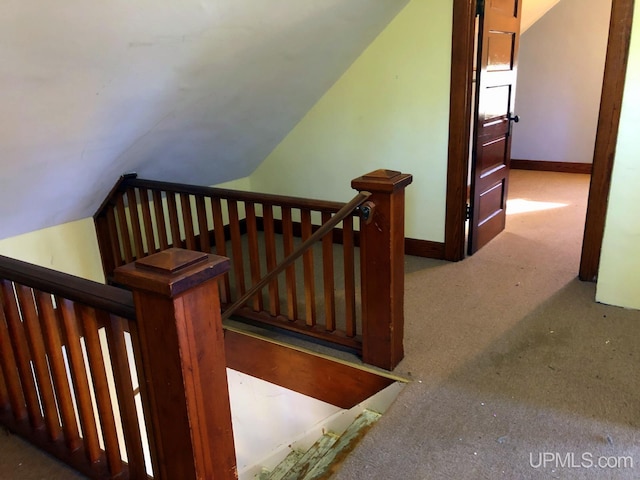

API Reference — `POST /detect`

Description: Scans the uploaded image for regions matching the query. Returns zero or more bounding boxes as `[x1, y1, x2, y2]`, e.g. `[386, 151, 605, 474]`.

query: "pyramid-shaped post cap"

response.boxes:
[114, 248, 230, 297]
[351, 169, 413, 193]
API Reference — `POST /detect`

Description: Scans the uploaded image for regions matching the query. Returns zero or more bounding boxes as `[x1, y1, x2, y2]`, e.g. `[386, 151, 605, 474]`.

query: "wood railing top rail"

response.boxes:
[0, 255, 135, 320]
[97, 175, 351, 215]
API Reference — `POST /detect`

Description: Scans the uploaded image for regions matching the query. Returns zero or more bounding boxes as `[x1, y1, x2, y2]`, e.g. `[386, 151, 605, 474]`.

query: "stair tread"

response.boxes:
[301, 410, 382, 480]
[266, 449, 304, 480]
[280, 433, 340, 480]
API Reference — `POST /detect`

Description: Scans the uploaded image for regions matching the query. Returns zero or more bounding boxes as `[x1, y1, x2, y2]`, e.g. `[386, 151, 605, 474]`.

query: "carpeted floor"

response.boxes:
[335, 170, 640, 479]
[2, 170, 639, 479]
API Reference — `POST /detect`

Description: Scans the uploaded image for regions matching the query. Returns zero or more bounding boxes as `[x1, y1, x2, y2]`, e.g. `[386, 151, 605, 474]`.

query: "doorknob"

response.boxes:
[509, 114, 520, 123]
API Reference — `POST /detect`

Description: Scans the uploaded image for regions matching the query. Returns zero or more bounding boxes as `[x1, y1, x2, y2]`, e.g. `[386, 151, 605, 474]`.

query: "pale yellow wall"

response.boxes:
[215, 176, 252, 191]
[596, 2, 640, 310]
[0, 218, 105, 283]
[249, 0, 453, 242]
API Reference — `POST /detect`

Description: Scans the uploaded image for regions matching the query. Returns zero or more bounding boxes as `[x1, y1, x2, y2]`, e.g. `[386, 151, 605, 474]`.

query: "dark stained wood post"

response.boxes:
[114, 248, 237, 480]
[352, 170, 413, 370]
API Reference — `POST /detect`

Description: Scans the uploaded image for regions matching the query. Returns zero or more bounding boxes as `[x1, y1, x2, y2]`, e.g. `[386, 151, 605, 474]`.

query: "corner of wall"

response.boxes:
[248, 0, 454, 242]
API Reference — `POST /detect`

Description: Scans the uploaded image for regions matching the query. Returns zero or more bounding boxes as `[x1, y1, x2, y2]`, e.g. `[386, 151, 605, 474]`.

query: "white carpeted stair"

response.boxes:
[259, 410, 381, 480]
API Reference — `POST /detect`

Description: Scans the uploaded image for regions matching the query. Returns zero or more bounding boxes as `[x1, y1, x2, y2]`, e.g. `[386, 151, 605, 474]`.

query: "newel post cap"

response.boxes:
[114, 248, 230, 298]
[351, 169, 413, 193]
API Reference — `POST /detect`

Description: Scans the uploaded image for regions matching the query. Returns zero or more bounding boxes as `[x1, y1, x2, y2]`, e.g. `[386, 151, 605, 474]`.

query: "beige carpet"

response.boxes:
[335, 170, 640, 479]
[2, 170, 639, 479]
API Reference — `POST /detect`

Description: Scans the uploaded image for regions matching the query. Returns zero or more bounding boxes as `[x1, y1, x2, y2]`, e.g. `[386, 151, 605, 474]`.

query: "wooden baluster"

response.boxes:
[166, 193, 183, 249]
[106, 207, 123, 267]
[57, 297, 102, 464]
[116, 194, 134, 264]
[101, 311, 148, 479]
[152, 190, 170, 251]
[126, 188, 145, 260]
[321, 212, 336, 332]
[196, 196, 211, 253]
[78, 306, 123, 476]
[95, 210, 118, 279]
[342, 216, 357, 338]
[228, 200, 246, 298]
[211, 198, 231, 303]
[281, 207, 298, 321]
[0, 280, 43, 430]
[15, 285, 61, 442]
[35, 292, 82, 451]
[140, 189, 157, 254]
[127, 318, 160, 477]
[0, 292, 27, 422]
[352, 170, 413, 370]
[300, 209, 316, 326]
[245, 203, 263, 311]
[114, 249, 237, 480]
[262, 205, 280, 317]
[180, 193, 197, 251]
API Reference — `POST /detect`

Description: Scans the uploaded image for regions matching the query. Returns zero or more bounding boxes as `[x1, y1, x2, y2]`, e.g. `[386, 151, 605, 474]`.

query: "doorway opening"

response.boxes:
[446, 0, 635, 282]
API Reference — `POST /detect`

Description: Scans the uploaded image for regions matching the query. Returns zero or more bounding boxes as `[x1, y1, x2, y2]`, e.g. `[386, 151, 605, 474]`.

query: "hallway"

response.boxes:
[336, 170, 640, 479]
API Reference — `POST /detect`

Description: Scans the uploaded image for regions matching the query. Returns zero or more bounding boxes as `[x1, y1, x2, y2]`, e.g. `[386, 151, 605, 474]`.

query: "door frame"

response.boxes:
[444, 0, 635, 281]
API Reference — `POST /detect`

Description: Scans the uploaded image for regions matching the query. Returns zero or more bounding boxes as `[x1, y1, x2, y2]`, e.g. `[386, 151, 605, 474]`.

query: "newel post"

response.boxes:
[352, 170, 413, 370]
[114, 248, 237, 480]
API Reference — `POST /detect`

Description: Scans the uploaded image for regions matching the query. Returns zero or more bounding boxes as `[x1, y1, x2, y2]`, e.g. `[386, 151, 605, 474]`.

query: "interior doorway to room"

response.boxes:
[445, 0, 635, 282]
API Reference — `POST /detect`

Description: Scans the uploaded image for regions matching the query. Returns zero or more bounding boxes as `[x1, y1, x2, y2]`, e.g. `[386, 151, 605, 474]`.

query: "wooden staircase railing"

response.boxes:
[0, 249, 396, 479]
[0, 250, 236, 479]
[94, 170, 412, 369]
[0, 255, 147, 478]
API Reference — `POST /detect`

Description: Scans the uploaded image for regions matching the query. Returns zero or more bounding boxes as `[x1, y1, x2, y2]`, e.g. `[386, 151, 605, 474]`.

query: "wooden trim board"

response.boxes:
[511, 159, 593, 174]
[224, 329, 398, 409]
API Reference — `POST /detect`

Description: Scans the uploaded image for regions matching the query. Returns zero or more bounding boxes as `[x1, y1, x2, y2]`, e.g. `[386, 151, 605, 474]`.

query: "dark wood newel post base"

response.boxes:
[352, 170, 413, 370]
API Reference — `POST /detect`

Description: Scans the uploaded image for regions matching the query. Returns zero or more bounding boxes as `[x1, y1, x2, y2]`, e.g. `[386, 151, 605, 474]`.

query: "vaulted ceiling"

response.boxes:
[0, 0, 409, 239]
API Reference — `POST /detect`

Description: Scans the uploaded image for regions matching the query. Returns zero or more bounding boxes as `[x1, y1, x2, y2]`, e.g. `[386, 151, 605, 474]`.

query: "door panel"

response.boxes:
[487, 33, 515, 71]
[468, 0, 522, 255]
[479, 137, 508, 175]
[490, 0, 519, 17]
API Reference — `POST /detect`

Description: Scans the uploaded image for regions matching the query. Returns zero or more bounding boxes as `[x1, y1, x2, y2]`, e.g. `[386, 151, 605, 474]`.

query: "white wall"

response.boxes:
[596, 2, 640, 310]
[249, 0, 453, 243]
[511, 0, 612, 164]
[0, 0, 408, 240]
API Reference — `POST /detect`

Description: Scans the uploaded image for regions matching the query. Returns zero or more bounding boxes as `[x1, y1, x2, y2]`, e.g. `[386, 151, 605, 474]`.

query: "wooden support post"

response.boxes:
[352, 170, 413, 370]
[114, 248, 237, 480]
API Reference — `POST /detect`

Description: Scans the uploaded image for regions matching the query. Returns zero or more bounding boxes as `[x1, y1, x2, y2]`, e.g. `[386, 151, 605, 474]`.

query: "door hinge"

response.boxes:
[466, 203, 471, 220]
[476, 0, 485, 16]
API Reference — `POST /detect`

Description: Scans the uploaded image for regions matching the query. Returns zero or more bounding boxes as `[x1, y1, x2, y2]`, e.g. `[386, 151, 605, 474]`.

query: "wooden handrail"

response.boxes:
[0, 255, 135, 320]
[221, 190, 371, 321]
[114, 176, 350, 214]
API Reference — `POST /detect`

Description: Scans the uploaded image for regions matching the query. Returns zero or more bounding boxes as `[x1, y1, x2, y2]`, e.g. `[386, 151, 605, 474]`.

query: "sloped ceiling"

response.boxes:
[521, 0, 563, 33]
[0, 0, 409, 240]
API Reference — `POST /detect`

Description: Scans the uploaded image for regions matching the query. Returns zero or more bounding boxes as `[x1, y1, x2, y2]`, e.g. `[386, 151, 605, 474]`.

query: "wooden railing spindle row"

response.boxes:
[95, 179, 365, 351]
[0, 261, 152, 478]
[95, 170, 412, 363]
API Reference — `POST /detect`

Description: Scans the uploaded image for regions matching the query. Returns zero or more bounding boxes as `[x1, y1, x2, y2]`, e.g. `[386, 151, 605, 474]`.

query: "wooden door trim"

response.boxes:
[445, 0, 635, 276]
[445, 0, 477, 261]
[579, 0, 635, 281]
